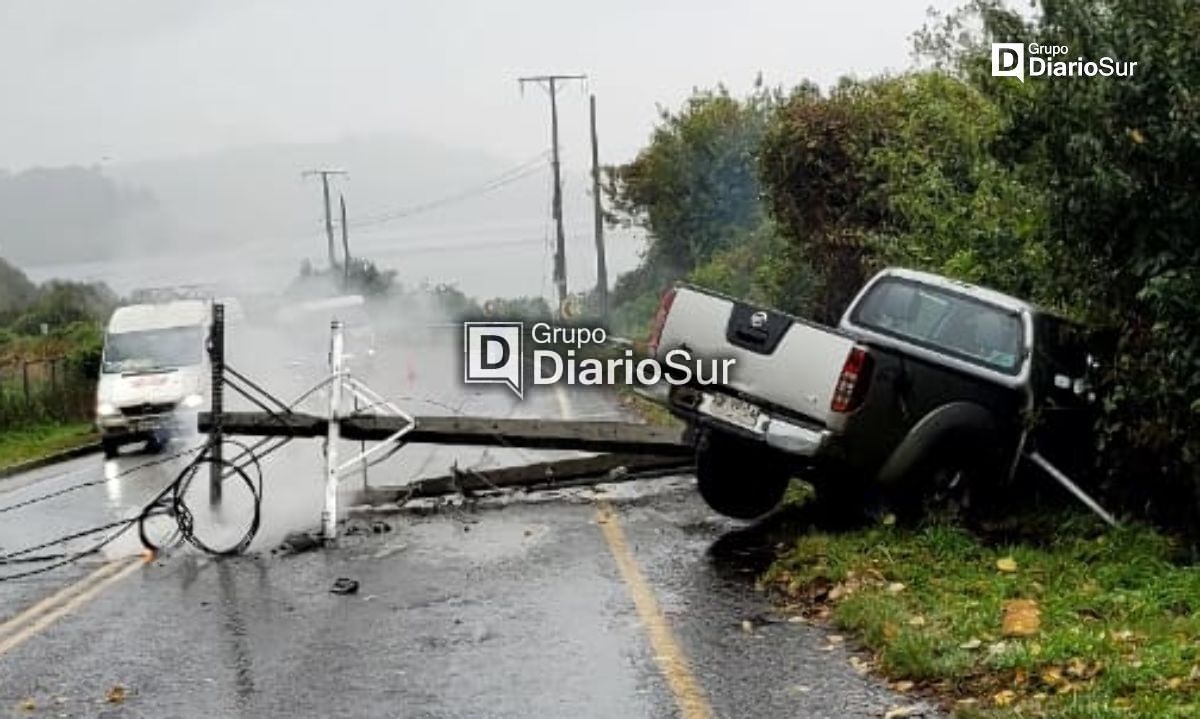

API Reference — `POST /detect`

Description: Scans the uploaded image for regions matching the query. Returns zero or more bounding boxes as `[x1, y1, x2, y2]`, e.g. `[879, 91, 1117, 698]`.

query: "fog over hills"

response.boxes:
[4, 133, 637, 299]
[109, 133, 556, 251]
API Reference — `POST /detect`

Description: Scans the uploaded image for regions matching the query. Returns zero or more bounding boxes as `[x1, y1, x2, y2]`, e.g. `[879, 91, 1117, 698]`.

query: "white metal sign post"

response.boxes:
[323, 320, 345, 541]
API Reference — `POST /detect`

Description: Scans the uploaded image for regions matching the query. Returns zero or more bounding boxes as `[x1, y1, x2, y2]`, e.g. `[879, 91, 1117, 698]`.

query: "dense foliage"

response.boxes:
[0, 257, 112, 429]
[603, 80, 787, 335]
[968, 0, 1200, 524]
[605, 0, 1200, 528]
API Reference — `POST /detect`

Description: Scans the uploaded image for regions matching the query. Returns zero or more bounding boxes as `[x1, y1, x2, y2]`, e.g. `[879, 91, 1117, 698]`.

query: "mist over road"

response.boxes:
[0, 323, 937, 719]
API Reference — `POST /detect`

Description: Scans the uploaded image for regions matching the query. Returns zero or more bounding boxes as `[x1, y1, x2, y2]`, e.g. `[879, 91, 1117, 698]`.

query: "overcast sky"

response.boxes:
[1, 0, 961, 171]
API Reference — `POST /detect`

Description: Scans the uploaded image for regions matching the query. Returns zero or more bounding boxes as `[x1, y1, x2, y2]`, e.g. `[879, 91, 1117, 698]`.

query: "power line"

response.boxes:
[342, 151, 551, 230]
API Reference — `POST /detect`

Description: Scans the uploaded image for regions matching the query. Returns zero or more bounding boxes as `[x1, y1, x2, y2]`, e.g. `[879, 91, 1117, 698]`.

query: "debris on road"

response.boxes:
[330, 577, 360, 595]
[276, 531, 323, 556]
[105, 685, 127, 704]
[371, 542, 407, 560]
[342, 519, 394, 536]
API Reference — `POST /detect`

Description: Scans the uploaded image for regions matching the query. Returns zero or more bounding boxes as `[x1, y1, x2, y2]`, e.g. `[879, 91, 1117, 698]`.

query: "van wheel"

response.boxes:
[102, 439, 120, 460]
[695, 432, 790, 520]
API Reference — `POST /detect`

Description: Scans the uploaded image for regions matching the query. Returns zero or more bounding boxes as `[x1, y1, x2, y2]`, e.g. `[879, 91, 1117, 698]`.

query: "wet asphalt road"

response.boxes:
[0, 328, 938, 718]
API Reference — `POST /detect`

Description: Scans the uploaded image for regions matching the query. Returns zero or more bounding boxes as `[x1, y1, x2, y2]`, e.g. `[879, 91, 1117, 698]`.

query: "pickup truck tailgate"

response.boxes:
[657, 287, 857, 428]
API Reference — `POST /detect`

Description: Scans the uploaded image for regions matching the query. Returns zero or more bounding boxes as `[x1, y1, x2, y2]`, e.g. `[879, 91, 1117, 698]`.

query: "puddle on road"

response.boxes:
[705, 504, 823, 581]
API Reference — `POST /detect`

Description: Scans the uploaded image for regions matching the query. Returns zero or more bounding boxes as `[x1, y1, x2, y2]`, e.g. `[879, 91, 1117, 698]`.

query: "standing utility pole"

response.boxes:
[519, 73, 587, 312]
[339, 194, 351, 285]
[208, 302, 225, 506]
[589, 94, 608, 323]
[302, 169, 348, 269]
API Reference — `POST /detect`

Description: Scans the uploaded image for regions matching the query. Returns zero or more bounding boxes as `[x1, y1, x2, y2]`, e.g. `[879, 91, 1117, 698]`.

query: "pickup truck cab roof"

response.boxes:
[862, 268, 1035, 315]
[841, 268, 1037, 390]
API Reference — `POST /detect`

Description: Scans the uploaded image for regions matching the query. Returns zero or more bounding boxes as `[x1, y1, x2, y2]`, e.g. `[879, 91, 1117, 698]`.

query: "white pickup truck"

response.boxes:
[650, 268, 1099, 520]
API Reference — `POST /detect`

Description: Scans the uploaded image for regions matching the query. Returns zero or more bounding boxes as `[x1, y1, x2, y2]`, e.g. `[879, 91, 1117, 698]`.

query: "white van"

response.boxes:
[95, 300, 211, 458]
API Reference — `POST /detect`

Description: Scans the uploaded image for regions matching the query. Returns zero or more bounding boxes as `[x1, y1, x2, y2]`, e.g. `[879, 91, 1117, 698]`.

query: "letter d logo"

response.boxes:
[463, 322, 524, 398]
[991, 43, 1025, 82]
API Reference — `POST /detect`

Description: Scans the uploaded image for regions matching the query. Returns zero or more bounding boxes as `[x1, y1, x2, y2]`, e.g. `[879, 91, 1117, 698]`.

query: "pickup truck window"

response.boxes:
[852, 278, 1024, 375]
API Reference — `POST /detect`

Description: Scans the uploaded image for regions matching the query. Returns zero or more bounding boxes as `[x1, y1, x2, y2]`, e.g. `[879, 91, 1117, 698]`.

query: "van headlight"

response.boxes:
[182, 394, 204, 409]
[97, 402, 118, 417]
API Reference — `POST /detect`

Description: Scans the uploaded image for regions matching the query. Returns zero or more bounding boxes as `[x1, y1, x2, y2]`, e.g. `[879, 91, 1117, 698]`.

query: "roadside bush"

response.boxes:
[922, 0, 1200, 529]
[0, 355, 94, 431]
[759, 72, 1056, 322]
[11, 280, 116, 334]
[604, 81, 792, 333]
[602, 0, 1200, 532]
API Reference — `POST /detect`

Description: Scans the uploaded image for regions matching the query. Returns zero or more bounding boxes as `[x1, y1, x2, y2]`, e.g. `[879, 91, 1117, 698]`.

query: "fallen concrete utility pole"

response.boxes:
[362, 452, 693, 505]
[199, 309, 692, 542]
[199, 412, 692, 456]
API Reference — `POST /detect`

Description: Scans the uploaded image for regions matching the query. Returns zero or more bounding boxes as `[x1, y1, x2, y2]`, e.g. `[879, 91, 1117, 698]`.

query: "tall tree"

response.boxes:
[605, 82, 785, 294]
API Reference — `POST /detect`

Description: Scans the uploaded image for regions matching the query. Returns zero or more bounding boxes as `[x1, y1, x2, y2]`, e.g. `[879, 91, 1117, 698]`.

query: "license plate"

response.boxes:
[699, 393, 762, 432]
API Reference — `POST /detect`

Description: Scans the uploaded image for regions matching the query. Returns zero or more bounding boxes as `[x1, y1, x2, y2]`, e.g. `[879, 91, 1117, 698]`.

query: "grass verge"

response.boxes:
[763, 513, 1200, 718]
[0, 422, 97, 470]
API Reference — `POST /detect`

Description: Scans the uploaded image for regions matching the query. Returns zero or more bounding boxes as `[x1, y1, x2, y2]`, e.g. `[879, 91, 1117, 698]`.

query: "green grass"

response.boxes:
[763, 514, 1200, 718]
[0, 422, 97, 469]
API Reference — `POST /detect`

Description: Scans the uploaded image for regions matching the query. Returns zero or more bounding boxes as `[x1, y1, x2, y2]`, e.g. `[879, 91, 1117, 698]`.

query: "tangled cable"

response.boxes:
[0, 438, 270, 582]
[137, 438, 266, 557]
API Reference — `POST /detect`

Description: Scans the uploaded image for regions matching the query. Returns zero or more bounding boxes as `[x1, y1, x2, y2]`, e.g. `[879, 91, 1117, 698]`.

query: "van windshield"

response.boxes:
[853, 279, 1024, 374]
[102, 326, 205, 374]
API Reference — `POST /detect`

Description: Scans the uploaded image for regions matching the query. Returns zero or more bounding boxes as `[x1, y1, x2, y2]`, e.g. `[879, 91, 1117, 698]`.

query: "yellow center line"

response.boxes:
[0, 560, 124, 638]
[596, 501, 714, 719]
[0, 556, 144, 658]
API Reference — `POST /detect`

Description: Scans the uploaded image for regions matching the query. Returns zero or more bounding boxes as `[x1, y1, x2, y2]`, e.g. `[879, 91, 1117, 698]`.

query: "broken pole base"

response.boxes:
[360, 453, 693, 506]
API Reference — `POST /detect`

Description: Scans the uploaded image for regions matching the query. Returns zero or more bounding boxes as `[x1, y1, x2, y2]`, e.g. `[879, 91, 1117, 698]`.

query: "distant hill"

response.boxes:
[2, 134, 637, 301]
[0, 166, 166, 265]
[1, 133, 568, 267]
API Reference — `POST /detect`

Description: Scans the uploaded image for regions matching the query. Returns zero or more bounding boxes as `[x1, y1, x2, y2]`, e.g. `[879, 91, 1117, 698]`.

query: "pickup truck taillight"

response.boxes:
[831, 347, 872, 413]
[647, 287, 677, 355]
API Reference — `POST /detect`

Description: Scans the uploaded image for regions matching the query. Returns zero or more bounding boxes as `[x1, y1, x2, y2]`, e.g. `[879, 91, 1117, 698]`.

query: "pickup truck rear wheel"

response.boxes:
[101, 439, 120, 460]
[891, 442, 996, 523]
[695, 432, 790, 520]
